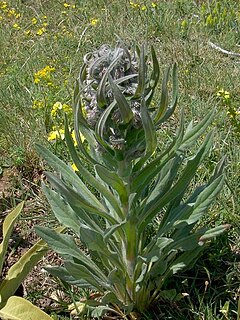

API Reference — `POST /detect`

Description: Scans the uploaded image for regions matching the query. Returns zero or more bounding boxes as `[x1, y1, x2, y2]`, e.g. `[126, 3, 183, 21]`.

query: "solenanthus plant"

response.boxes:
[36, 42, 228, 319]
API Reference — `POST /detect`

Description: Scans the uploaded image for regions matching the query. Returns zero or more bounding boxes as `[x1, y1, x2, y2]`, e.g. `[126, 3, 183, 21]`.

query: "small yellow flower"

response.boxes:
[63, 3, 71, 8]
[90, 18, 98, 26]
[8, 9, 16, 16]
[48, 131, 58, 141]
[15, 13, 20, 18]
[129, 1, 140, 8]
[181, 19, 188, 28]
[1, 2, 7, 9]
[71, 163, 79, 172]
[48, 129, 65, 141]
[32, 100, 44, 109]
[71, 131, 78, 146]
[151, 2, 157, 8]
[31, 17, 38, 25]
[217, 88, 230, 100]
[51, 101, 62, 117]
[141, 5, 147, 11]
[36, 27, 46, 35]
[71, 130, 85, 146]
[224, 91, 230, 100]
[13, 23, 21, 30]
[62, 103, 72, 113]
[34, 65, 55, 83]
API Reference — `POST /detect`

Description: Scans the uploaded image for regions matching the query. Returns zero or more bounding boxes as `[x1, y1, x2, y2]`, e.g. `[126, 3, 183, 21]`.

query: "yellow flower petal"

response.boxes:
[71, 163, 79, 172]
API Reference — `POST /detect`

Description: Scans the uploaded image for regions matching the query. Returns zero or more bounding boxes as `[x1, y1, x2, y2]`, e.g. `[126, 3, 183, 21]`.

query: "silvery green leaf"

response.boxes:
[63, 125, 124, 221]
[35, 226, 108, 282]
[141, 131, 214, 231]
[140, 98, 157, 156]
[45, 172, 117, 224]
[42, 184, 81, 234]
[156, 63, 178, 125]
[65, 260, 107, 292]
[133, 45, 146, 99]
[108, 74, 133, 124]
[97, 53, 123, 108]
[95, 164, 128, 204]
[44, 266, 93, 288]
[35, 143, 100, 208]
[154, 66, 170, 123]
[198, 224, 231, 245]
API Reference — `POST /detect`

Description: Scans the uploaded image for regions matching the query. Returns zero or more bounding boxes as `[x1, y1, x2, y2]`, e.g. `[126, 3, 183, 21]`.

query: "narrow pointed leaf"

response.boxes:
[156, 63, 178, 125]
[35, 144, 101, 208]
[45, 172, 117, 224]
[35, 226, 108, 282]
[140, 98, 157, 156]
[63, 125, 124, 220]
[108, 74, 133, 124]
[95, 164, 128, 204]
[0, 202, 24, 273]
[140, 132, 213, 229]
[65, 261, 106, 292]
[97, 52, 123, 108]
[198, 224, 231, 244]
[134, 45, 146, 98]
[154, 66, 170, 123]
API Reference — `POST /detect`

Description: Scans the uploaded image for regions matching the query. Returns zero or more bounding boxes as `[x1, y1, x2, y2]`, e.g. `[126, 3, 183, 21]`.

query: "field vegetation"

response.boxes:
[0, 0, 239, 319]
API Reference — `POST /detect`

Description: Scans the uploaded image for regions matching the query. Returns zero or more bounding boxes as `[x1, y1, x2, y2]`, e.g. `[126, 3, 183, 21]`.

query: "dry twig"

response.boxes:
[208, 41, 240, 58]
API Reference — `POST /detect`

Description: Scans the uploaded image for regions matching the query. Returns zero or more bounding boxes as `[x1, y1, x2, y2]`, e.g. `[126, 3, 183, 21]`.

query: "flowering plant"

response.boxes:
[36, 42, 228, 318]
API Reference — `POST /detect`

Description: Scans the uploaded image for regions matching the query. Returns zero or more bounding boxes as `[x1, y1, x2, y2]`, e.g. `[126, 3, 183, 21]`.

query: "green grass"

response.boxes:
[0, 0, 239, 318]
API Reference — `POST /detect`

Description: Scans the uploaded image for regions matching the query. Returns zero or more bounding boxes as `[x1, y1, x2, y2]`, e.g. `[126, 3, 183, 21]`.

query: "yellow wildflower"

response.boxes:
[224, 91, 230, 100]
[63, 3, 71, 8]
[8, 9, 16, 17]
[62, 103, 72, 113]
[217, 88, 224, 96]
[129, 1, 139, 8]
[34, 65, 55, 84]
[141, 5, 147, 11]
[48, 129, 65, 141]
[36, 27, 46, 35]
[13, 23, 21, 30]
[217, 88, 230, 100]
[1, 2, 7, 9]
[15, 13, 20, 18]
[151, 2, 157, 8]
[71, 130, 85, 146]
[71, 163, 79, 172]
[71, 131, 78, 146]
[32, 100, 44, 109]
[90, 18, 98, 26]
[51, 101, 62, 117]
[31, 17, 38, 24]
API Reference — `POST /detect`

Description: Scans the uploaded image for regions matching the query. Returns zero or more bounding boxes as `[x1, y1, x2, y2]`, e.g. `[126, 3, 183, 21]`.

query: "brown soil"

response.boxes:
[0, 166, 70, 316]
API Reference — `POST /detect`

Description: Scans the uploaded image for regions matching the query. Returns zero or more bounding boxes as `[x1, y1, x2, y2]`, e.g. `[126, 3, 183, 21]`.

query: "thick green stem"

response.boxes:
[117, 159, 137, 301]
